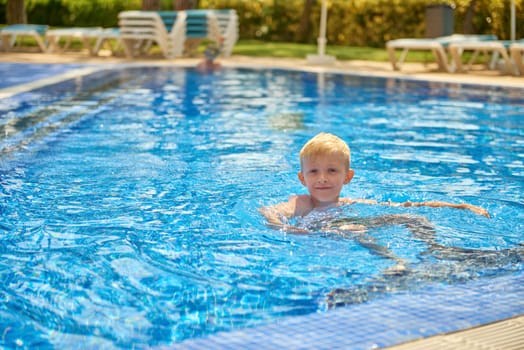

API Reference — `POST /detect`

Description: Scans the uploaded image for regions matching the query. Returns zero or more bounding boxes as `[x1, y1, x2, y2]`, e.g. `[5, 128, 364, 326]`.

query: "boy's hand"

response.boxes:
[338, 223, 367, 233]
[401, 201, 491, 218]
[459, 203, 491, 218]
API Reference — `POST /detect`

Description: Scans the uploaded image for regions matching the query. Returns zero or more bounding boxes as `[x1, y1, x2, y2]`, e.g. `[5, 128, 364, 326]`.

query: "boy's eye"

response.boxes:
[328, 168, 337, 173]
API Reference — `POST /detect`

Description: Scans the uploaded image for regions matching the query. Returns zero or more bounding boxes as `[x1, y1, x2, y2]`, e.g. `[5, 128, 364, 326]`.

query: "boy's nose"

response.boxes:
[318, 173, 328, 182]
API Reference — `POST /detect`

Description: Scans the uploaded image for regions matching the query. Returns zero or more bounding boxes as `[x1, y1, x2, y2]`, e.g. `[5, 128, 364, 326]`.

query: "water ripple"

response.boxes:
[0, 67, 522, 348]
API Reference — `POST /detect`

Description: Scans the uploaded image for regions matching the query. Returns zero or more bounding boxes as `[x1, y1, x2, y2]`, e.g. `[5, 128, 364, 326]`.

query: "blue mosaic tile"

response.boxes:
[176, 271, 524, 350]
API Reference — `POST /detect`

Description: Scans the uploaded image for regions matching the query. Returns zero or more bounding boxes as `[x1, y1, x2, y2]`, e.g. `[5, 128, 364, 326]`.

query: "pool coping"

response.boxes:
[1, 51, 524, 88]
[1, 60, 523, 103]
[1, 61, 523, 349]
[0, 66, 103, 99]
[386, 314, 524, 350]
[1, 54, 523, 99]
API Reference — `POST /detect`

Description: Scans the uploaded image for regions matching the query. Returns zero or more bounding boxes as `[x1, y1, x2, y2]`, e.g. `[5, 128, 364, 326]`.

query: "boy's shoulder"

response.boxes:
[289, 194, 314, 216]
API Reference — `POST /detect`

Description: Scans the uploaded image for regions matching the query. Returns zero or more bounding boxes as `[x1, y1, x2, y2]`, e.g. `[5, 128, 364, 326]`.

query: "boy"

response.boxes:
[259, 132, 490, 272]
[197, 38, 223, 73]
[259, 132, 490, 230]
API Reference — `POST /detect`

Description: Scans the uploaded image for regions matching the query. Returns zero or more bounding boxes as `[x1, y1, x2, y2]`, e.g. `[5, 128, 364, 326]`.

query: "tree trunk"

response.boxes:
[463, 0, 477, 34]
[6, 0, 27, 24]
[142, 0, 161, 11]
[174, 0, 198, 11]
[297, 0, 315, 43]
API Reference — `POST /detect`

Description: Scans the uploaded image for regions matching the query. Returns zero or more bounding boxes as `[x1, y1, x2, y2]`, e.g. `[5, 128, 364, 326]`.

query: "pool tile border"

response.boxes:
[0, 66, 103, 99]
[176, 271, 523, 350]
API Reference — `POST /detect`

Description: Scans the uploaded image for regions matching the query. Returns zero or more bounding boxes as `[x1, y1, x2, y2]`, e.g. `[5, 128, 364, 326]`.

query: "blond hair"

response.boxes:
[299, 132, 351, 169]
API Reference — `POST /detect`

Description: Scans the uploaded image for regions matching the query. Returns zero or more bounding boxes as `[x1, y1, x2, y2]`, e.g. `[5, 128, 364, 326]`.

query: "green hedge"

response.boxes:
[204, 0, 522, 46]
[1, 0, 522, 46]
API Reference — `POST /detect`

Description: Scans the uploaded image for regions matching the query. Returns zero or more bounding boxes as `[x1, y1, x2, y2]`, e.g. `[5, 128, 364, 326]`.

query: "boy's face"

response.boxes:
[298, 153, 354, 207]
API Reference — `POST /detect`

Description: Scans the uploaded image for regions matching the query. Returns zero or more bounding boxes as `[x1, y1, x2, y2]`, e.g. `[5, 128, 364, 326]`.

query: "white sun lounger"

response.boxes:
[92, 28, 122, 56]
[183, 9, 238, 57]
[159, 9, 238, 57]
[509, 41, 524, 76]
[386, 34, 497, 72]
[448, 40, 517, 75]
[0, 24, 48, 52]
[46, 27, 122, 56]
[212, 10, 239, 57]
[118, 9, 238, 59]
[46, 27, 101, 54]
[118, 11, 186, 58]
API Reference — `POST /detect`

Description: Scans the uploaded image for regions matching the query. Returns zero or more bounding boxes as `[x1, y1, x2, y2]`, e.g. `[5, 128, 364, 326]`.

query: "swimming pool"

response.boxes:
[0, 66, 523, 349]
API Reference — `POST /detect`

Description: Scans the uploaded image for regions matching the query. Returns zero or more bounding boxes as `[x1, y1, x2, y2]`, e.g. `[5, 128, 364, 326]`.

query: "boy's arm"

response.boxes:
[341, 197, 489, 217]
[259, 195, 312, 233]
[340, 198, 378, 205]
[380, 200, 490, 218]
[258, 201, 293, 226]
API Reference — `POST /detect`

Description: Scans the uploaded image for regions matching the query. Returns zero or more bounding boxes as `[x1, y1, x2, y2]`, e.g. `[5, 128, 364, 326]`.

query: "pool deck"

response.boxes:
[387, 315, 524, 350]
[1, 51, 523, 90]
[1, 51, 523, 349]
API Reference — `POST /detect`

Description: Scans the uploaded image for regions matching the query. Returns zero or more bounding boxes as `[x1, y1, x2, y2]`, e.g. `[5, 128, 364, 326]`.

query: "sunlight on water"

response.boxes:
[0, 67, 523, 348]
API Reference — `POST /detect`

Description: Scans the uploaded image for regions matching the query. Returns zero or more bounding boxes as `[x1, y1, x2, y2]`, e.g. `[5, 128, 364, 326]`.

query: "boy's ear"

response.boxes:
[298, 171, 306, 186]
[344, 169, 355, 184]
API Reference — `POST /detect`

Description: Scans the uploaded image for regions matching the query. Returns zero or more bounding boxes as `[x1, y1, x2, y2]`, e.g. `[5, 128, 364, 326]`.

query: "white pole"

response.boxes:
[318, 0, 328, 55]
[307, 0, 336, 65]
[511, 0, 516, 41]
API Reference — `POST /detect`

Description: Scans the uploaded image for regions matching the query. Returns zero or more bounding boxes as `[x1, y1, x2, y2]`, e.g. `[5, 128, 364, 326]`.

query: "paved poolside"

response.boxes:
[1, 51, 523, 89]
[1, 51, 523, 349]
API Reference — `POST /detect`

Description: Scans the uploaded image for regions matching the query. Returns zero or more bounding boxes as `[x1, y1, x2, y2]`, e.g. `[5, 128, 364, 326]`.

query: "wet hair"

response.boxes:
[299, 132, 351, 169]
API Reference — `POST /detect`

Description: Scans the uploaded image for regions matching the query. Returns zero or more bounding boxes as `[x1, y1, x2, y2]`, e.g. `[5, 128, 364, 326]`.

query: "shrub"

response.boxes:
[1, 0, 521, 45]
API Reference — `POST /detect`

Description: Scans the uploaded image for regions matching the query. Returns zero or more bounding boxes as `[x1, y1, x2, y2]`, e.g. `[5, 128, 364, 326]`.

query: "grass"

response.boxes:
[233, 39, 434, 62]
[233, 39, 390, 61]
[1, 34, 465, 64]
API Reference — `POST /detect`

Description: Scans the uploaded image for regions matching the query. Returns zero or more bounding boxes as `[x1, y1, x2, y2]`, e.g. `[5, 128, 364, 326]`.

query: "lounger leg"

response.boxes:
[120, 38, 135, 57]
[441, 48, 453, 72]
[0, 34, 8, 51]
[46, 35, 59, 53]
[489, 51, 498, 70]
[498, 49, 515, 75]
[432, 48, 451, 72]
[466, 50, 480, 70]
[113, 38, 123, 56]
[386, 46, 400, 70]
[82, 37, 94, 55]
[34, 35, 47, 52]
[92, 37, 117, 56]
[511, 49, 524, 76]
[8, 35, 17, 50]
[92, 37, 104, 56]
[449, 47, 464, 72]
[64, 37, 72, 51]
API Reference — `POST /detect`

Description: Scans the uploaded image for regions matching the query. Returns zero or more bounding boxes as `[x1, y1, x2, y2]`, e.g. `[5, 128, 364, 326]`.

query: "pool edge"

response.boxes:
[174, 271, 524, 350]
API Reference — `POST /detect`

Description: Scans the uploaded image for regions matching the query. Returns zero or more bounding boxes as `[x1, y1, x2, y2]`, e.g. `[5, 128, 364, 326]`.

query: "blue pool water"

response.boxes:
[0, 67, 523, 349]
